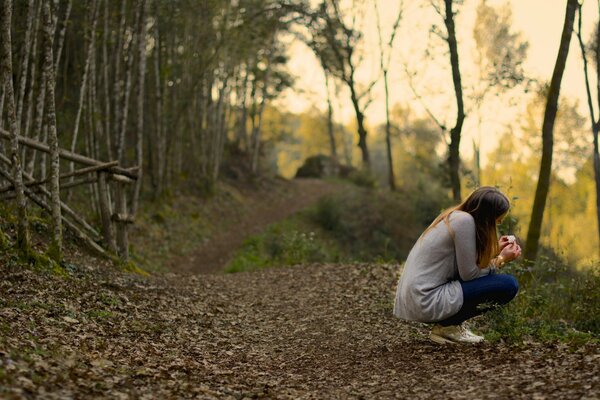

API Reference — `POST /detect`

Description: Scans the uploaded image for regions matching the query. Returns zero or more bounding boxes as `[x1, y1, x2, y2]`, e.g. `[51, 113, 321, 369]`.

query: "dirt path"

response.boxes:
[171, 178, 342, 275]
[2, 262, 598, 398]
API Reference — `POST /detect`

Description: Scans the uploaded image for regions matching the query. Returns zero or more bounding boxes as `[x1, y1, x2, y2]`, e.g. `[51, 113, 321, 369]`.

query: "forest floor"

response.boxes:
[1, 178, 599, 399]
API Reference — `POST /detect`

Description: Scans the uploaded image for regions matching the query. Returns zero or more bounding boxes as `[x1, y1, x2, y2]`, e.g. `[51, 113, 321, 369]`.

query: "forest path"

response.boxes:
[3, 262, 598, 398]
[170, 178, 343, 275]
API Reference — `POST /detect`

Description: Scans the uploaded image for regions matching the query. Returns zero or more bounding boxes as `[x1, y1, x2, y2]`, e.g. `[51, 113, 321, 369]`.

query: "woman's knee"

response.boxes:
[498, 273, 519, 302]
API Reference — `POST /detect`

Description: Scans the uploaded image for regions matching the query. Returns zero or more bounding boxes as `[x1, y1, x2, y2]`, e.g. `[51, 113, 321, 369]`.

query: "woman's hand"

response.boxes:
[499, 236, 511, 251]
[499, 242, 521, 263]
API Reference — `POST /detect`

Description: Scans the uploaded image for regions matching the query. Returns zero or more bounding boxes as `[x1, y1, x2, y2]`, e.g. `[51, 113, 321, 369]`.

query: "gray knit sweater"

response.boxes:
[393, 210, 490, 323]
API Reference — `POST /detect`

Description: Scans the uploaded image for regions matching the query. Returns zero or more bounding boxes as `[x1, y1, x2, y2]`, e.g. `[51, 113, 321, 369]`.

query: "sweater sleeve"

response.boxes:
[450, 212, 483, 281]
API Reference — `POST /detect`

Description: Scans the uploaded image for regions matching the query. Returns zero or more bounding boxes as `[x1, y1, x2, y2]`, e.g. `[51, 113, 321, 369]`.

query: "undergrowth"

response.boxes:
[225, 217, 341, 273]
[225, 185, 447, 272]
[478, 257, 600, 345]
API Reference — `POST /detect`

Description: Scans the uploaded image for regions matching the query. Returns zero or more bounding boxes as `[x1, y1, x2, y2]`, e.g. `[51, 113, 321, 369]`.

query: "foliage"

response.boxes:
[473, 0, 529, 92]
[478, 258, 600, 345]
[482, 90, 594, 266]
[346, 168, 377, 188]
[225, 219, 338, 273]
[311, 186, 446, 262]
[295, 154, 339, 178]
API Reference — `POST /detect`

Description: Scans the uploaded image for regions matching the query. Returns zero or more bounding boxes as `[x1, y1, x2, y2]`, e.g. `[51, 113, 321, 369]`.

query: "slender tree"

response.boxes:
[441, 0, 465, 202]
[575, 2, 600, 256]
[374, 0, 403, 190]
[132, 0, 147, 215]
[41, 0, 62, 261]
[0, 0, 29, 251]
[308, 0, 377, 167]
[524, 0, 578, 262]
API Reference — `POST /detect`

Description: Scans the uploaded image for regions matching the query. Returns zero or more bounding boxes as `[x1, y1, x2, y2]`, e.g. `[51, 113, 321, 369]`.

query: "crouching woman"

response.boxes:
[393, 186, 520, 344]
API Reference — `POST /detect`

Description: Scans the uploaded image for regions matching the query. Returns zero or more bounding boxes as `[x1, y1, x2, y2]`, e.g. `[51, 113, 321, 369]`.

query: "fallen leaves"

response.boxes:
[0, 260, 599, 399]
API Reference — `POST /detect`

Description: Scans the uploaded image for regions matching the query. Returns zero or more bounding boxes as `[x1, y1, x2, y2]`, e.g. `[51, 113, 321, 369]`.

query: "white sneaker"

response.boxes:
[430, 324, 485, 344]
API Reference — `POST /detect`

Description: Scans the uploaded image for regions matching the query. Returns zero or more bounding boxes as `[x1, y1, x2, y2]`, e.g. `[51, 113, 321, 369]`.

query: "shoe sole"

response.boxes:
[429, 333, 457, 344]
[430, 333, 484, 344]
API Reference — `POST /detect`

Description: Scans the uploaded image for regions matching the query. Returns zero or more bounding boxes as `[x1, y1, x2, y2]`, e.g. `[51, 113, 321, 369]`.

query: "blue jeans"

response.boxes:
[438, 273, 519, 326]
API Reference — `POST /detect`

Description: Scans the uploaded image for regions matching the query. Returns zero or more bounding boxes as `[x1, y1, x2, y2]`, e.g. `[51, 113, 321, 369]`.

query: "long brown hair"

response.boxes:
[423, 187, 510, 268]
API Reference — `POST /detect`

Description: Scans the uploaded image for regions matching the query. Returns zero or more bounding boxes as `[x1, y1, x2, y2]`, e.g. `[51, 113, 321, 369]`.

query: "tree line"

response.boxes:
[0, 0, 598, 264]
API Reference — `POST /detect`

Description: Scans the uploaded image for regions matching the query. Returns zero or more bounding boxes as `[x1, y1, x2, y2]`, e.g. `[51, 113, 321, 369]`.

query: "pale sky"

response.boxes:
[277, 0, 598, 168]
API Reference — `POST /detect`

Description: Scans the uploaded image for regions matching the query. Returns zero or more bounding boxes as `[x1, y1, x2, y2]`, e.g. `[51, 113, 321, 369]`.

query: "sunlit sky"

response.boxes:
[277, 0, 598, 168]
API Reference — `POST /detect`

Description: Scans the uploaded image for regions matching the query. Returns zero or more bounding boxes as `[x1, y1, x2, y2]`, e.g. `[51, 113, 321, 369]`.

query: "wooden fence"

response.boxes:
[0, 128, 137, 260]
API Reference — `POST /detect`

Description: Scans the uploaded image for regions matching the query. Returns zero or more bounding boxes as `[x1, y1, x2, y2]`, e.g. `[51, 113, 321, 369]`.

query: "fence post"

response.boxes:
[97, 171, 116, 253]
[114, 180, 129, 261]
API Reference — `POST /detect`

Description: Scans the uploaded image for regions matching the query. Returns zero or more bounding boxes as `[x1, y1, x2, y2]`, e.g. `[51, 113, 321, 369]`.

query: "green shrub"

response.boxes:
[347, 168, 377, 188]
[311, 188, 436, 262]
[314, 197, 342, 232]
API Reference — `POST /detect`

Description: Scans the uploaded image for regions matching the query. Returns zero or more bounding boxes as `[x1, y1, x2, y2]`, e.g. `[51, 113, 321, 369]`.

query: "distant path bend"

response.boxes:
[172, 178, 342, 275]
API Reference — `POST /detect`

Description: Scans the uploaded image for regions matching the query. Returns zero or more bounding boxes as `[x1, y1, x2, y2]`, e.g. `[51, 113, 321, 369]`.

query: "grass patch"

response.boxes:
[478, 257, 600, 345]
[225, 216, 341, 273]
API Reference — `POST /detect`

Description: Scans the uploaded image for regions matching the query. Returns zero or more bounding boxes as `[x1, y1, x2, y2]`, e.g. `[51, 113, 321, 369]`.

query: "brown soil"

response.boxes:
[170, 178, 342, 275]
[1, 261, 598, 399]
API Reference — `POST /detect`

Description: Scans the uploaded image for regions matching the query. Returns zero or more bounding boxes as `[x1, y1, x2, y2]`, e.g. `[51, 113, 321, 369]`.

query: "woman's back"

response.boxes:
[393, 210, 483, 322]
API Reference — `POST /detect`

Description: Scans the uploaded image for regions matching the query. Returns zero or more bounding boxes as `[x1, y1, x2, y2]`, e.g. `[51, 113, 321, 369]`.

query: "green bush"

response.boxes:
[311, 187, 439, 262]
[347, 168, 377, 188]
[314, 197, 342, 232]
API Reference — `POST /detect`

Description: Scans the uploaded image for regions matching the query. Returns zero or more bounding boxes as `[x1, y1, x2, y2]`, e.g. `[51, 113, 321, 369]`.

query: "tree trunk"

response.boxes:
[102, 0, 113, 161]
[383, 69, 396, 191]
[112, 0, 128, 161]
[153, 2, 165, 196]
[16, 0, 36, 134]
[117, 16, 136, 164]
[324, 72, 338, 162]
[576, 3, 600, 257]
[53, 0, 72, 74]
[42, 0, 62, 262]
[132, 0, 147, 216]
[348, 81, 370, 166]
[1, 0, 30, 250]
[444, 0, 465, 202]
[22, 0, 42, 173]
[69, 0, 99, 175]
[524, 0, 578, 262]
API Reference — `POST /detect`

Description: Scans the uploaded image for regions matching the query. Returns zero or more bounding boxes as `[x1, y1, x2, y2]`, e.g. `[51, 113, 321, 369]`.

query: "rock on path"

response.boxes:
[1, 262, 598, 399]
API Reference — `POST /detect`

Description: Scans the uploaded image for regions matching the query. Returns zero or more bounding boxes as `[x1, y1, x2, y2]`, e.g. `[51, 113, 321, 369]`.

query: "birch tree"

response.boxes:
[0, 0, 30, 251]
[41, 0, 62, 261]
[132, 0, 147, 215]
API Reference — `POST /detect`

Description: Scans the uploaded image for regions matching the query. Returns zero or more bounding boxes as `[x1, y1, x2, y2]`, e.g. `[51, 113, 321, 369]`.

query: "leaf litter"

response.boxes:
[0, 259, 599, 399]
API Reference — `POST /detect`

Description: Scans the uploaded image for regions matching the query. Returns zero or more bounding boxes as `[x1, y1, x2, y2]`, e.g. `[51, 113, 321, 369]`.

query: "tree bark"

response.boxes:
[576, 3, 600, 257]
[132, 0, 147, 215]
[22, 0, 42, 173]
[41, 0, 62, 262]
[524, 0, 578, 262]
[444, 0, 465, 202]
[16, 0, 36, 134]
[1, 0, 30, 250]
[152, 1, 165, 196]
[348, 80, 370, 166]
[69, 0, 99, 176]
[324, 72, 338, 162]
[53, 0, 72, 74]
